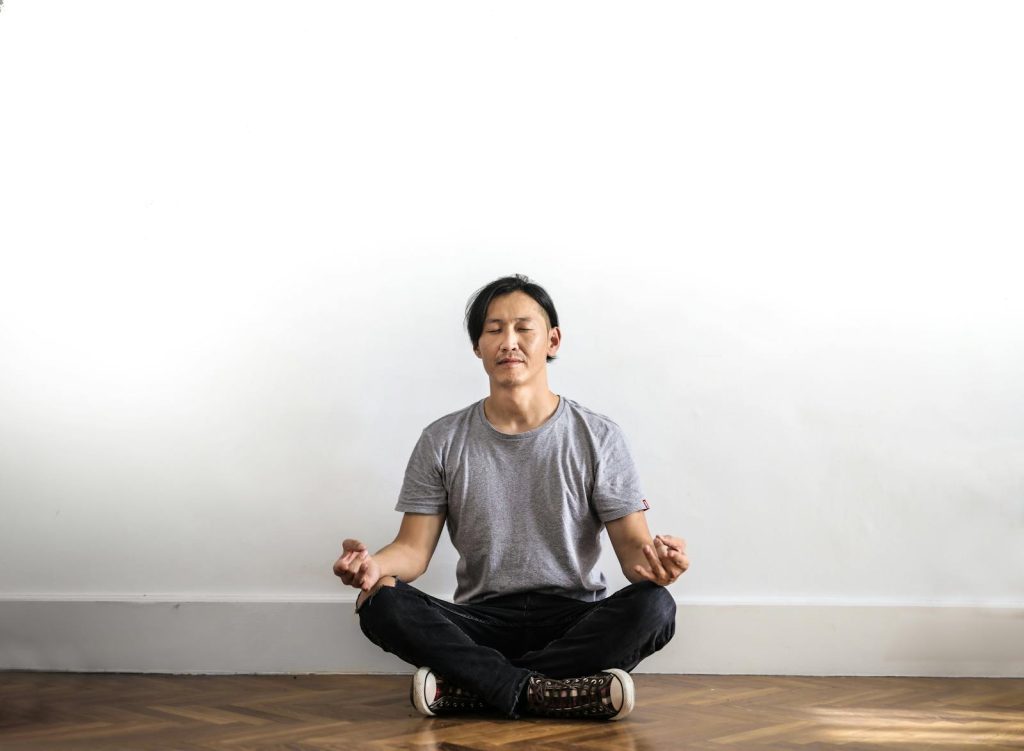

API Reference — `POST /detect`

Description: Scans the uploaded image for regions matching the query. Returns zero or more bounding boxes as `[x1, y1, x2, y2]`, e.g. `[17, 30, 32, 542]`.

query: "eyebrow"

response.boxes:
[485, 317, 535, 324]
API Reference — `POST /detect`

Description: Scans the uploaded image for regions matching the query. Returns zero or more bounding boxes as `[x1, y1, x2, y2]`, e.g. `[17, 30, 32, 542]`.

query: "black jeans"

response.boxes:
[356, 579, 677, 718]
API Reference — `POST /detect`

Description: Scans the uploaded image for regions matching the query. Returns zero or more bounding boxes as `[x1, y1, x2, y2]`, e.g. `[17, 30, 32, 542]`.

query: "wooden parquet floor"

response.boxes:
[0, 672, 1022, 750]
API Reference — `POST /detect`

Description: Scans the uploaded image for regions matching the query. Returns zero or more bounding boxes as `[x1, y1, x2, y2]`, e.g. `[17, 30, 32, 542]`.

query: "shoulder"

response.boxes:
[418, 399, 481, 441]
[404, 401, 479, 466]
[560, 397, 628, 442]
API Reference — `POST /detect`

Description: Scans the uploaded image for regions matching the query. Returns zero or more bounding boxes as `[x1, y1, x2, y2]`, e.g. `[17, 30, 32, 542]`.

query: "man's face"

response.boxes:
[474, 291, 560, 387]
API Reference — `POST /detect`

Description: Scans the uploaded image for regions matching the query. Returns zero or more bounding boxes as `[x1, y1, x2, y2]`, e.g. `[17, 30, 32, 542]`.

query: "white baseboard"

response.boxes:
[1, 596, 1021, 677]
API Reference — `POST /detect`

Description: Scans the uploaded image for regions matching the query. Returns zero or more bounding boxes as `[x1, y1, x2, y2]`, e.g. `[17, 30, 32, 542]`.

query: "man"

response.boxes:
[332, 274, 689, 721]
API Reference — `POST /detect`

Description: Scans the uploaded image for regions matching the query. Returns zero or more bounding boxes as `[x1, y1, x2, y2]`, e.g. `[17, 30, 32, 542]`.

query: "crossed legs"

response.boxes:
[355, 578, 676, 717]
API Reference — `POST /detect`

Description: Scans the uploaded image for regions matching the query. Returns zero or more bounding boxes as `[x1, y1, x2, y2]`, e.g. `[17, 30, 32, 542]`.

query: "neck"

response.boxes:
[483, 388, 560, 434]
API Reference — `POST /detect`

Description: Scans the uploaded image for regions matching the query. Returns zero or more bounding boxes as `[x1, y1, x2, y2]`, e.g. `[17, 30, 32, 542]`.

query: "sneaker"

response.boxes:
[411, 666, 489, 717]
[524, 668, 635, 721]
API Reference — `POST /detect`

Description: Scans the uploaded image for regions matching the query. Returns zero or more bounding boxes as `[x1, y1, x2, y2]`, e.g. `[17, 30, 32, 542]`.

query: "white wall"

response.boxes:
[1, 1, 1022, 674]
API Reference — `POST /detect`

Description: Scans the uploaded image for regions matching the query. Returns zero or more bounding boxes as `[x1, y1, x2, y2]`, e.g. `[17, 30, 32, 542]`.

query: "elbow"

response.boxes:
[406, 556, 430, 583]
[622, 568, 646, 585]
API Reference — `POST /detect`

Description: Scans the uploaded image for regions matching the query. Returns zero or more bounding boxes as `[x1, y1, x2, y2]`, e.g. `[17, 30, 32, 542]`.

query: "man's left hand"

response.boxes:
[634, 534, 689, 586]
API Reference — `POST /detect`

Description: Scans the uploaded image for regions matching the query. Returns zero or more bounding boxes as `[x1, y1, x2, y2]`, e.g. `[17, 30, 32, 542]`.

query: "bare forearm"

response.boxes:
[373, 541, 430, 582]
[619, 541, 655, 583]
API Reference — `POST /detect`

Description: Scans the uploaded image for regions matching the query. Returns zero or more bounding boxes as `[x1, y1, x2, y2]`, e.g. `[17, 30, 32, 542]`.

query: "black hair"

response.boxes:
[465, 274, 560, 364]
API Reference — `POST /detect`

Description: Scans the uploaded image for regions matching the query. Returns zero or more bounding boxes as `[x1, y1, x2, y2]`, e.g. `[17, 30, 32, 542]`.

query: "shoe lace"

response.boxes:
[527, 673, 615, 716]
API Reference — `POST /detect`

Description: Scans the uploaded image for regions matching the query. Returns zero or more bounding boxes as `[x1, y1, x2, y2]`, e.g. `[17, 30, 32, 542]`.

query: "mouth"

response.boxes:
[498, 360, 523, 366]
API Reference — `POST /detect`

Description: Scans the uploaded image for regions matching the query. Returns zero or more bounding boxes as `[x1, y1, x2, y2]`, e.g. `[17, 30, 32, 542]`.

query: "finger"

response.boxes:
[344, 550, 368, 568]
[672, 551, 690, 572]
[657, 535, 686, 552]
[643, 544, 668, 581]
[660, 550, 685, 578]
[653, 545, 679, 583]
[353, 553, 370, 582]
[665, 549, 687, 569]
[664, 563, 683, 580]
[666, 552, 691, 579]
[342, 539, 367, 553]
[643, 544, 665, 578]
[342, 556, 362, 578]
[656, 534, 681, 550]
[335, 556, 355, 578]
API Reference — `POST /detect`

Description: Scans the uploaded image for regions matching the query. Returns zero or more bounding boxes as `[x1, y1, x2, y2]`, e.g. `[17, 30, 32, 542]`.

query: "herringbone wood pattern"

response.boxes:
[1, 673, 1022, 750]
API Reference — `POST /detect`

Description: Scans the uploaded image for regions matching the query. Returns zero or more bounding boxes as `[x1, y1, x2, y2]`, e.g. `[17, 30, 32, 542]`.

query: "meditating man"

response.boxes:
[332, 273, 689, 720]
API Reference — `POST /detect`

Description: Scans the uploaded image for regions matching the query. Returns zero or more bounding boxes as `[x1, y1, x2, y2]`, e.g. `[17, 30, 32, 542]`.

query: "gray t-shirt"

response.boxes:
[395, 395, 648, 604]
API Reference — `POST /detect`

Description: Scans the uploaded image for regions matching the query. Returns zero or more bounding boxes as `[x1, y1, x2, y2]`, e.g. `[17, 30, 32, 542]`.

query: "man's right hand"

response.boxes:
[332, 539, 382, 592]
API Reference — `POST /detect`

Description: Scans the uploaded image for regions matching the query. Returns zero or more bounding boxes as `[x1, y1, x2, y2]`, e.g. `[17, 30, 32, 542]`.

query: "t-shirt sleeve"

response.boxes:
[394, 429, 448, 514]
[592, 425, 648, 523]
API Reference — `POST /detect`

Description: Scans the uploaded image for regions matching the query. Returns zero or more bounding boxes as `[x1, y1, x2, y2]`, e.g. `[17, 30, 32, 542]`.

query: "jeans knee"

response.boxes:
[355, 581, 401, 651]
[653, 584, 677, 627]
[354, 576, 398, 615]
[655, 586, 679, 631]
[631, 581, 677, 631]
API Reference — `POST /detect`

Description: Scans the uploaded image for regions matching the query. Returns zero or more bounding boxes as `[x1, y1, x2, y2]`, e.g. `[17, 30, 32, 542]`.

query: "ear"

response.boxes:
[547, 326, 562, 356]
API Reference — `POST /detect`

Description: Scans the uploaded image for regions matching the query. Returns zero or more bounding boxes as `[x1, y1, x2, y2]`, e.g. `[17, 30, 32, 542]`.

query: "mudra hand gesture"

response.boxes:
[634, 534, 689, 585]
[332, 539, 382, 592]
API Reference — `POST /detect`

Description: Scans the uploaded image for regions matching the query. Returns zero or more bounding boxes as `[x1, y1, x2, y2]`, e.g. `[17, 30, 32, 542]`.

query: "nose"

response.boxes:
[499, 328, 519, 353]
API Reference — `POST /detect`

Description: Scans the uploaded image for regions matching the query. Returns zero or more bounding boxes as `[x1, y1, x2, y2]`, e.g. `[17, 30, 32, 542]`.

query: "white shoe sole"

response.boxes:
[412, 666, 436, 717]
[603, 668, 635, 721]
